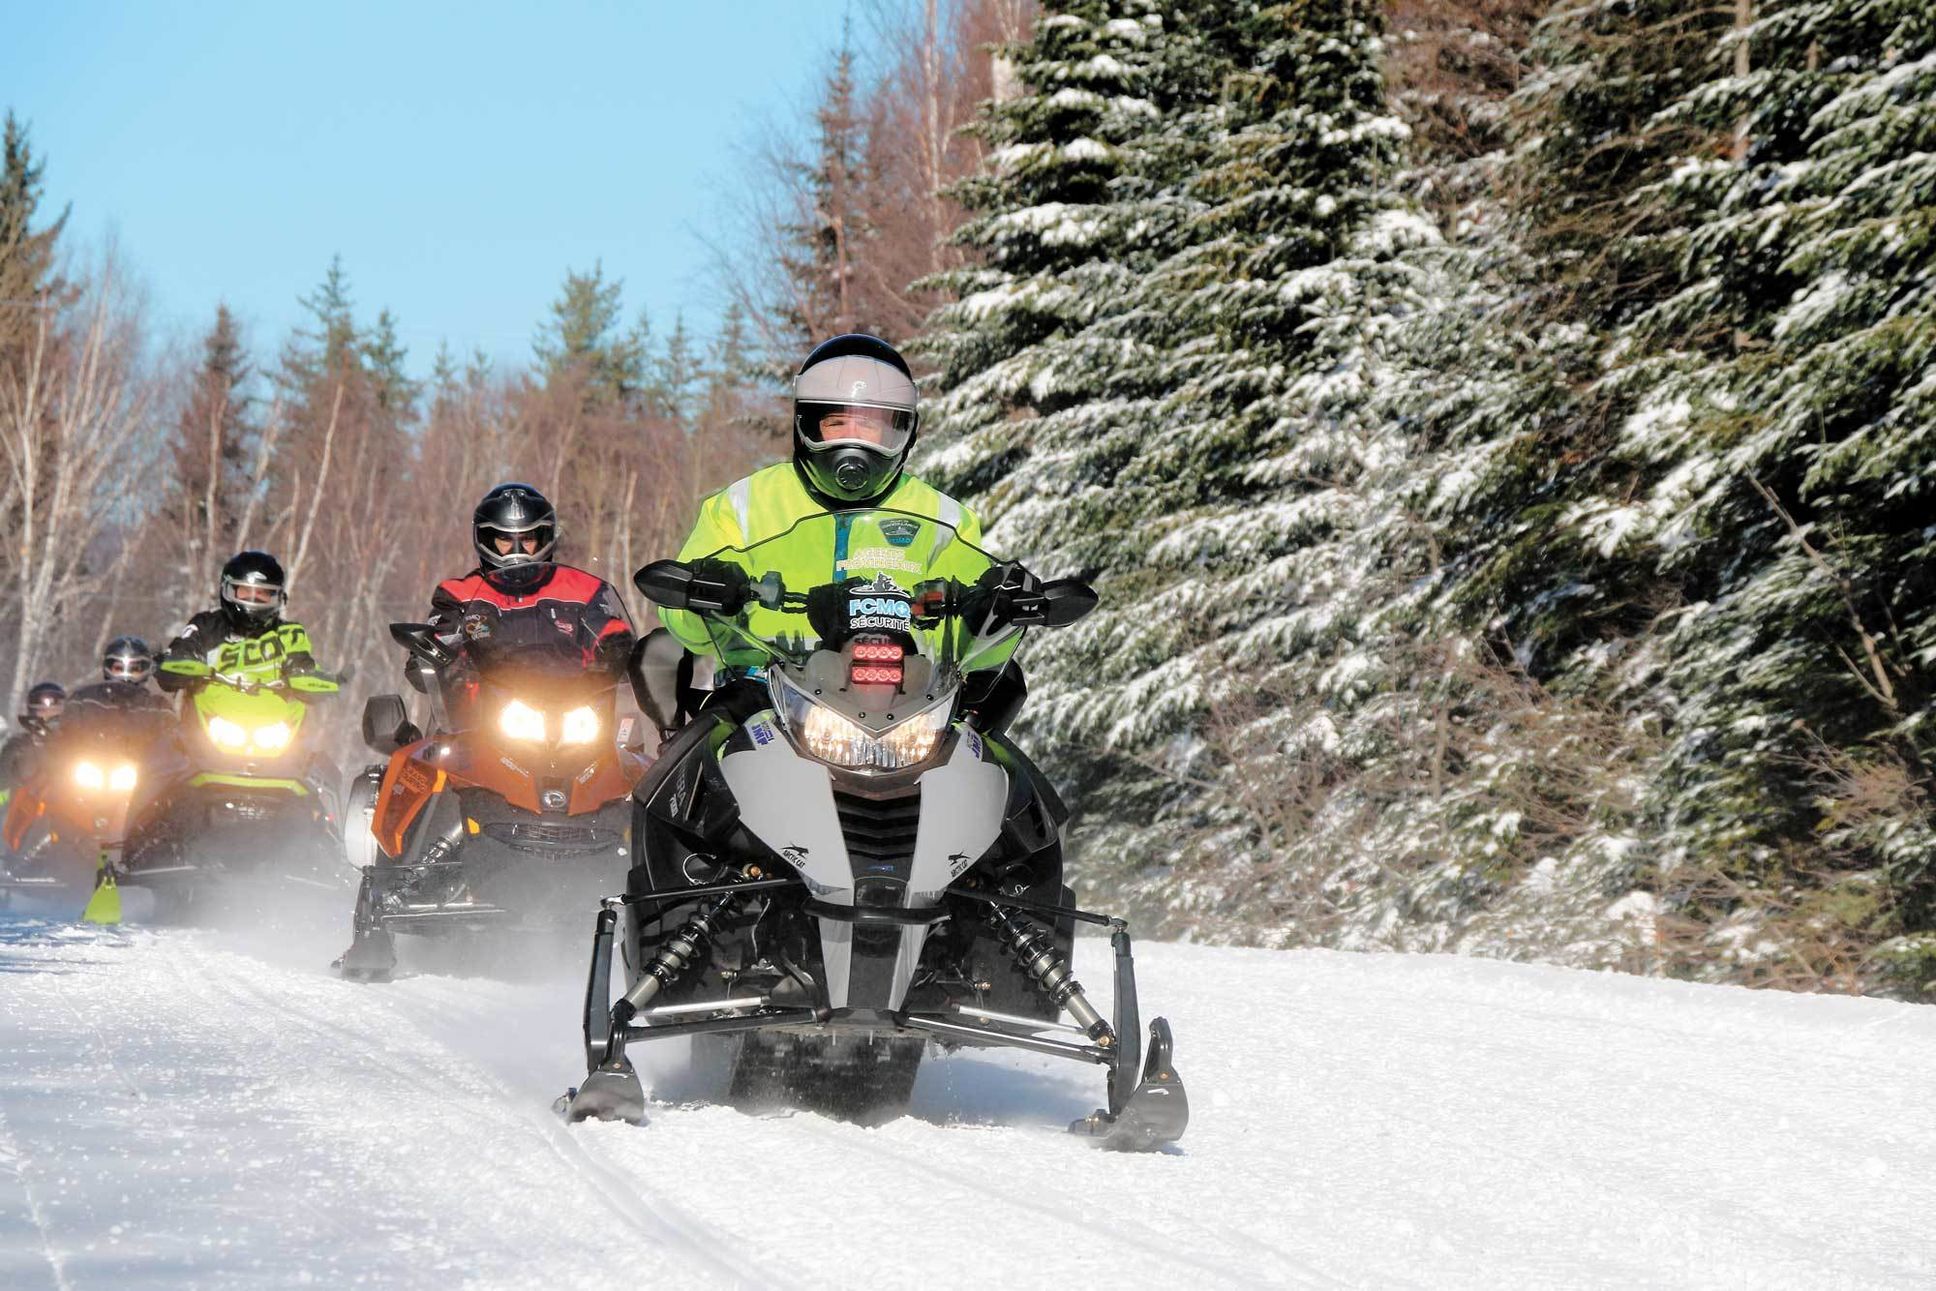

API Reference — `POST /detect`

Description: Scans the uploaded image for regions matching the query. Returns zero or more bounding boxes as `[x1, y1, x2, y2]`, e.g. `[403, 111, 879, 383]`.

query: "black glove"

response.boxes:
[685, 559, 754, 615]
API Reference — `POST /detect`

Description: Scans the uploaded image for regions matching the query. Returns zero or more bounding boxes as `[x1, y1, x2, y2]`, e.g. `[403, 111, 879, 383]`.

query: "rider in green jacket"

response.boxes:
[661, 333, 1023, 685]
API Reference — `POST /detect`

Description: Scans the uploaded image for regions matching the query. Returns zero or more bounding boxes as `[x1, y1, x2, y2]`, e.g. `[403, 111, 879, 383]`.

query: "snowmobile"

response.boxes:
[0, 682, 177, 920]
[118, 661, 345, 917]
[334, 614, 646, 981]
[559, 510, 1187, 1151]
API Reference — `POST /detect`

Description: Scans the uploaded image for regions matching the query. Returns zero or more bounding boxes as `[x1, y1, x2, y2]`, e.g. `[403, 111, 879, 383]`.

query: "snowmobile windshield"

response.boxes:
[679, 507, 1023, 681]
[57, 691, 175, 745]
[460, 606, 622, 704]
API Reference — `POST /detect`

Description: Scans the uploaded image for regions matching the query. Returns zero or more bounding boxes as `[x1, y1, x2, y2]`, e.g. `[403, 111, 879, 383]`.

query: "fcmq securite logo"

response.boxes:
[848, 572, 913, 633]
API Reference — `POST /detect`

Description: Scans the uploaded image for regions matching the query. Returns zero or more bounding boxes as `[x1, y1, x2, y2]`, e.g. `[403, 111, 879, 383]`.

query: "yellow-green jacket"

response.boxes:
[661, 462, 1004, 666]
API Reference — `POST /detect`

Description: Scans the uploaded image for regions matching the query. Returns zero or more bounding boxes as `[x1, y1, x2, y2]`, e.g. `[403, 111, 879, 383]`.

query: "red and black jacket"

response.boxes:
[422, 563, 635, 682]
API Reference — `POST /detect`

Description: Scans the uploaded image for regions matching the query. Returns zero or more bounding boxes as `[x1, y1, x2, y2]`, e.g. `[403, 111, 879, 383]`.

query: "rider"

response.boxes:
[159, 552, 320, 692]
[71, 637, 173, 713]
[0, 682, 66, 805]
[639, 333, 1048, 887]
[658, 333, 1027, 728]
[413, 482, 635, 729]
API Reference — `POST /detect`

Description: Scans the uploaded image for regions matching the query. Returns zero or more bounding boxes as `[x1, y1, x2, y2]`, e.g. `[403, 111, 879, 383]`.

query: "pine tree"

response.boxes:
[651, 313, 701, 428]
[170, 304, 255, 592]
[774, 41, 883, 347]
[0, 111, 67, 344]
[1593, 0, 1936, 985]
[917, 0, 1169, 504]
[363, 308, 419, 418]
[288, 255, 359, 381]
[534, 263, 647, 410]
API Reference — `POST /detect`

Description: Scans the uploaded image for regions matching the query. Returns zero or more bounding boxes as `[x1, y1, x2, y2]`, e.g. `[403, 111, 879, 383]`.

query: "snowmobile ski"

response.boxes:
[1069, 1017, 1188, 1151]
[81, 856, 121, 926]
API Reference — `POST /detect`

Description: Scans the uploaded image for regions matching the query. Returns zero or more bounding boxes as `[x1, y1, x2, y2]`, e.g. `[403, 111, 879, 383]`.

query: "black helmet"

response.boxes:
[793, 334, 918, 506]
[221, 550, 287, 631]
[103, 636, 155, 685]
[473, 482, 558, 576]
[22, 681, 64, 732]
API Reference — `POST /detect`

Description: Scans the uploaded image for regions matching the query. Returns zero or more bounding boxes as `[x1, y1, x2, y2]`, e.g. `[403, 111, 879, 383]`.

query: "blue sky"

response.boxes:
[3, 2, 854, 376]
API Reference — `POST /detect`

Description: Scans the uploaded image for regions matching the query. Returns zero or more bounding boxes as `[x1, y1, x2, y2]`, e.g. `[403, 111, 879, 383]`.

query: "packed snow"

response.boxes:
[2, 911, 1934, 1288]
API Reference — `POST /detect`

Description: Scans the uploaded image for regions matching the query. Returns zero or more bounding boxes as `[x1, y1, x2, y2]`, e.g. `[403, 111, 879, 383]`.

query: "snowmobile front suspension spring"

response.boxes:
[612, 892, 741, 1026]
[986, 905, 1115, 1047]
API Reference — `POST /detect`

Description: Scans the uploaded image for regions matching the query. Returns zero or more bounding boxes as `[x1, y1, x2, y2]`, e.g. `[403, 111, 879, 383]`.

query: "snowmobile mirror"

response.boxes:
[388, 622, 456, 669]
[628, 629, 687, 735]
[361, 694, 419, 755]
[1038, 578, 1098, 628]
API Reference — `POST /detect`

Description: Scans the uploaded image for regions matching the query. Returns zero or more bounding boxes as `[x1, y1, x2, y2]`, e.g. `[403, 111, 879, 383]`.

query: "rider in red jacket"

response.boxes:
[413, 483, 635, 729]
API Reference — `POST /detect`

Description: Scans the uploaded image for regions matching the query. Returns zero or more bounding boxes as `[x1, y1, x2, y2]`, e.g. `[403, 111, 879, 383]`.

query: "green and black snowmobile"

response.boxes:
[119, 637, 346, 917]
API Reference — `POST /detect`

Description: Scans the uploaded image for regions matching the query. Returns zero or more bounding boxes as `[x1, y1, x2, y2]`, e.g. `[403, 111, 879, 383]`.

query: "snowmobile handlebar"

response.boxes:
[634, 557, 1097, 632]
[158, 657, 345, 696]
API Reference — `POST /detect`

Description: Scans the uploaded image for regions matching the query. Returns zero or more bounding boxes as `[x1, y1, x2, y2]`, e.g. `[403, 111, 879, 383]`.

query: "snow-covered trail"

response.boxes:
[2, 916, 1934, 1289]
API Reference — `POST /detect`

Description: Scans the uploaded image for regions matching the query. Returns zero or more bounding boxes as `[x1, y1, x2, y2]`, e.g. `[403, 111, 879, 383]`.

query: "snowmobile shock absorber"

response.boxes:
[611, 892, 741, 1027]
[986, 905, 1116, 1048]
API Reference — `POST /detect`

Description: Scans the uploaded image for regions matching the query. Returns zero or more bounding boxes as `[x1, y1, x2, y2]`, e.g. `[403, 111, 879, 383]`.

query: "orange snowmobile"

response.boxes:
[0, 682, 176, 921]
[335, 617, 646, 980]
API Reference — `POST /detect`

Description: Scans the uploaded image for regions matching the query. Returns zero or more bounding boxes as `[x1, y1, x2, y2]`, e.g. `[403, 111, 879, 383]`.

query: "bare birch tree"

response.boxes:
[0, 257, 159, 701]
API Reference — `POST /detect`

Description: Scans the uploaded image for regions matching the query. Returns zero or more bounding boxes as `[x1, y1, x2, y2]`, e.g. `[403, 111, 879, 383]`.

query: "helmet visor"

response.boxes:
[106, 657, 153, 682]
[797, 403, 916, 456]
[479, 523, 556, 561]
[227, 581, 281, 606]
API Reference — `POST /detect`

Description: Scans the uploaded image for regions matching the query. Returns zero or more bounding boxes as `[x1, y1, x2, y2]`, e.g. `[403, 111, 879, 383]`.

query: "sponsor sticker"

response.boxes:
[750, 722, 775, 747]
[847, 573, 913, 633]
[878, 518, 920, 548]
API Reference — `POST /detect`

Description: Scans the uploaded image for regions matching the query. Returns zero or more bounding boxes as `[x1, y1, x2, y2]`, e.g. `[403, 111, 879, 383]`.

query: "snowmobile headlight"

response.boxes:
[109, 764, 138, 792]
[771, 673, 952, 773]
[559, 705, 600, 745]
[74, 760, 106, 790]
[251, 721, 292, 752]
[207, 715, 249, 749]
[499, 699, 547, 743]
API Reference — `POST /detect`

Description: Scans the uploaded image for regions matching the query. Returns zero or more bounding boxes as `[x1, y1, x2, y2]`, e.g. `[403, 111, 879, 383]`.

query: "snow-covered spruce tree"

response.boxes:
[1589, 0, 1936, 991]
[1042, 1, 1425, 932]
[1053, 2, 1660, 960]
[918, 1, 1168, 507]
[913, 0, 1188, 861]
[925, 2, 1487, 941]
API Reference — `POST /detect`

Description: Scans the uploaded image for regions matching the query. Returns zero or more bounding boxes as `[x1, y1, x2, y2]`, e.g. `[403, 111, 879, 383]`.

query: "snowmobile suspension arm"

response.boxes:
[943, 884, 1148, 1116]
[943, 883, 1123, 929]
[899, 1014, 1114, 1065]
[616, 1007, 818, 1046]
[609, 876, 794, 907]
